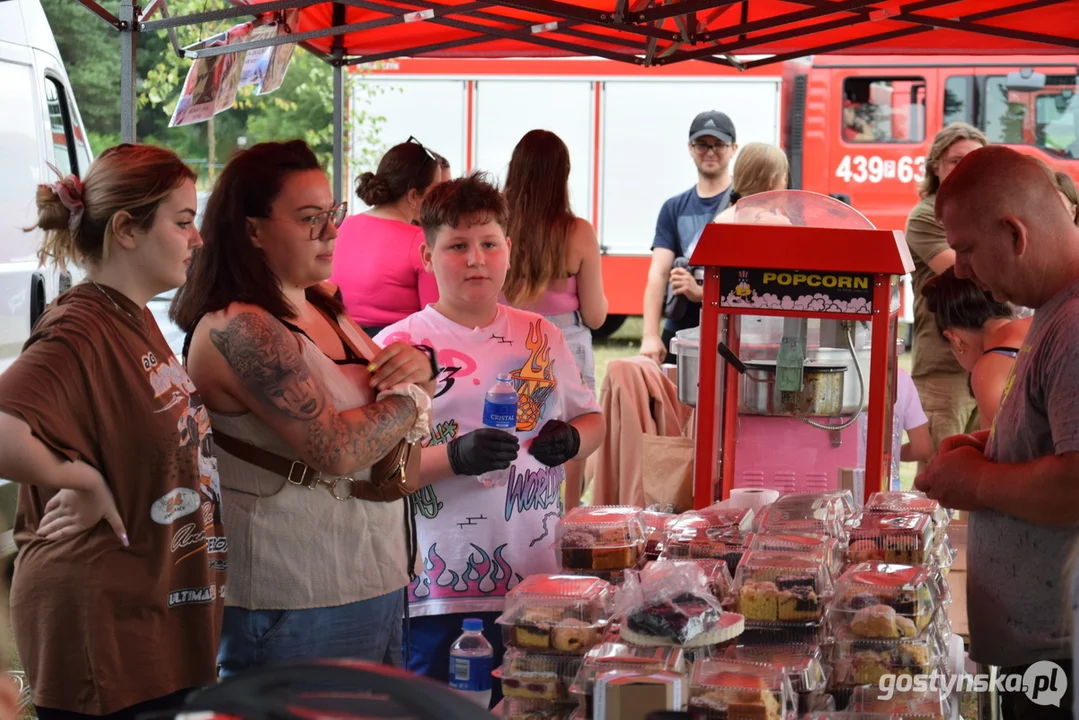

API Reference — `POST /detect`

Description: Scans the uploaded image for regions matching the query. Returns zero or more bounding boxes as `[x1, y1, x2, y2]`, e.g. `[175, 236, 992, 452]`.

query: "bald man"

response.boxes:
[916, 146, 1079, 719]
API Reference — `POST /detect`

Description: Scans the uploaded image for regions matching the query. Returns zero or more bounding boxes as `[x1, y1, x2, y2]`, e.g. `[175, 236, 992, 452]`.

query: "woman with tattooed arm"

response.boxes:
[171, 140, 436, 675]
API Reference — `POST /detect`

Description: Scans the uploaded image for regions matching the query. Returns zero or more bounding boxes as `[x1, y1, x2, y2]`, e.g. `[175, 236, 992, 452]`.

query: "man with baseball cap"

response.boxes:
[641, 110, 738, 364]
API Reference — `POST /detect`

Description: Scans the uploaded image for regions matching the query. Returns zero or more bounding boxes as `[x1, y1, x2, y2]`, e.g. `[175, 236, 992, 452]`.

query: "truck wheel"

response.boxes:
[593, 314, 626, 340]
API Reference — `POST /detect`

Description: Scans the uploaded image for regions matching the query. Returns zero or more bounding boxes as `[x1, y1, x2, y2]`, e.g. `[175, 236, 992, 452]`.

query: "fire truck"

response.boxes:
[354, 54, 1079, 335]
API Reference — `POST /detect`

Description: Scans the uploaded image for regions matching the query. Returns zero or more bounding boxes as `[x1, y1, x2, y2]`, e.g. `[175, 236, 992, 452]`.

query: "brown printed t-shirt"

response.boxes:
[904, 195, 965, 378]
[0, 285, 226, 714]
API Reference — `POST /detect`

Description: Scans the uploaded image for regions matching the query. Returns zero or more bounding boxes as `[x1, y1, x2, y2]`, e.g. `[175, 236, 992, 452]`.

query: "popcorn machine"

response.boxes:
[687, 191, 914, 507]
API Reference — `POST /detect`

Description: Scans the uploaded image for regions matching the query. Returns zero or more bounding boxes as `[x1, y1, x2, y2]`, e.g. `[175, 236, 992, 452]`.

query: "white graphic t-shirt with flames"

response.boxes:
[376, 305, 601, 617]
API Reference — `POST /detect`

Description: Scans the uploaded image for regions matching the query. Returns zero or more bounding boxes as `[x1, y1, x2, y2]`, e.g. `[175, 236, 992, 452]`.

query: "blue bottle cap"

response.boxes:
[462, 618, 484, 632]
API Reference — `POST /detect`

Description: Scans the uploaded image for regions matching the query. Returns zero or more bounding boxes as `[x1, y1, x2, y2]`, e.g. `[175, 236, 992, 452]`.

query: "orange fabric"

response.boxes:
[591, 356, 693, 508]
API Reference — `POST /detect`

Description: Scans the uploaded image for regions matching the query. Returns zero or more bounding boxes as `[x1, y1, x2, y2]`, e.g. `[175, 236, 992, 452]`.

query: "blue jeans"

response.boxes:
[405, 611, 504, 709]
[218, 589, 405, 678]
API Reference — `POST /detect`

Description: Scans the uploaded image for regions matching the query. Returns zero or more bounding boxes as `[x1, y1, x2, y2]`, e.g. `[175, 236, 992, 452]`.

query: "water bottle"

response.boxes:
[478, 373, 518, 488]
[448, 618, 494, 707]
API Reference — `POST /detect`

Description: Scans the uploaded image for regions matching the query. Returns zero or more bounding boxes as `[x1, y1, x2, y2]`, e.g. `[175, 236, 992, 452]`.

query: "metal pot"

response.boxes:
[740, 360, 847, 417]
[671, 331, 700, 407]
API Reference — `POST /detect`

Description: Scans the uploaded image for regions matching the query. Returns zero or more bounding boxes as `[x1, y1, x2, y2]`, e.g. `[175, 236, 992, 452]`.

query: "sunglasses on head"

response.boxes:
[407, 136, 437, 190]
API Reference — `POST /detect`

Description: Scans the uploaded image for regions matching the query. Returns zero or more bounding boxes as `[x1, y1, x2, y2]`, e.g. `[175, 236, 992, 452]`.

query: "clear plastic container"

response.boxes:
[734, 551, 832, 624]
[499, 647, 585, 703]
[747, 533, 842, 581]
[569, 642, 686, 719]
[557, 506, 646, 572]
[830, 623, 945, 687]
[755, 502, 846, 539]
[831, 562, 944, 637]
[644, 559, 733, 604]
[865, 491, 950, 532]
[642, 510, 678, 562]
[722, 644, 829, 715]
[502, 698, 577, 720]
[660, 513, 750, 574]
[688, 658, 795, 720]
[770, 491, 856, 523]
[497, 575, 614, 654]
[847, 512, 935, 565]
[849, 684, 948, 719]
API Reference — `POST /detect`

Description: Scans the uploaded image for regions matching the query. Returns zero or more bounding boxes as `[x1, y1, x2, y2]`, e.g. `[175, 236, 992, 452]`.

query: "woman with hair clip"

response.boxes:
[0, 144, 222, 719]
[172, 140, 435, 675]
[923, 268, 1032, 430]
[501, 129, 607, 510]
[330, 138, 443, 337]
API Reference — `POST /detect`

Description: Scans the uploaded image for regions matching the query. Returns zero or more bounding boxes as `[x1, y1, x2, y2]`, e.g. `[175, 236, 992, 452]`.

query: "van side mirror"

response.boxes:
[1006, 69, 1047, 92]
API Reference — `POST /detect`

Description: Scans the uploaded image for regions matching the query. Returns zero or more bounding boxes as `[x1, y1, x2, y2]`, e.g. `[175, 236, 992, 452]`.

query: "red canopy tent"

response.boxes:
[74, 0, 1079, 186]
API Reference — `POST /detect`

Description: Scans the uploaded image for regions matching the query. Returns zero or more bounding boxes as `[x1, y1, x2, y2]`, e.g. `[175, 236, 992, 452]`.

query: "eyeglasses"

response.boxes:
[692, 141, 731, 156]
[408, 136, 437, 189]
[266, 202, 348, 241]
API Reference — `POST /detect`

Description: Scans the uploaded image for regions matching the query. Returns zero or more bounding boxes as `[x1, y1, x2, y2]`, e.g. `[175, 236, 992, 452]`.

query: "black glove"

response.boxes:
[528, 419, 581, 467]
[447, 428, 520, 477]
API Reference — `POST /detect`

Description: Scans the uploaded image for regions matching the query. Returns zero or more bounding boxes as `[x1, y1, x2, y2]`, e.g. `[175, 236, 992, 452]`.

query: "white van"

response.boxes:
[0, 0, 92, 573]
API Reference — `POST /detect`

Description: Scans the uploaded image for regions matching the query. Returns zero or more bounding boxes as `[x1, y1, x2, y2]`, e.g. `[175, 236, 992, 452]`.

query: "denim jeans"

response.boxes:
[545, 311, 595, 395]
[218, 589, 405, 678]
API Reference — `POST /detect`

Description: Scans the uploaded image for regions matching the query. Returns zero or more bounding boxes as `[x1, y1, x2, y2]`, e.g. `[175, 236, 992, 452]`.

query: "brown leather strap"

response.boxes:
[212, 429, 406, 503]
[311, 304, 373, 363]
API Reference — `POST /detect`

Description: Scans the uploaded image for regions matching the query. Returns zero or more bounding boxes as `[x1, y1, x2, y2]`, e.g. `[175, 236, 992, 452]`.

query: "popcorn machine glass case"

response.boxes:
[688, 191, 914, 507]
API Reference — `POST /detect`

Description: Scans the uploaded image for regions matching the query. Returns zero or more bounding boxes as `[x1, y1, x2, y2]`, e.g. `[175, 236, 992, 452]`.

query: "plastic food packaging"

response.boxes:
[497, 575, 614, 654]
[723, 643, 829, 714]
[687, 658, 795, 720]
[557, 506, 646, 573]
[569, 642, 686, 719]
[830, 562, 945, 638]
[612, 561, 745, 648]
[498, 648, 585, 703]
[846, 512, 936, 566]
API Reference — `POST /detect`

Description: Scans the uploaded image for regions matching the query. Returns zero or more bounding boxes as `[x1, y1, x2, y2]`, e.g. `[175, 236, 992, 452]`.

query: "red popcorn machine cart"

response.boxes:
[681, 190, 914, 508]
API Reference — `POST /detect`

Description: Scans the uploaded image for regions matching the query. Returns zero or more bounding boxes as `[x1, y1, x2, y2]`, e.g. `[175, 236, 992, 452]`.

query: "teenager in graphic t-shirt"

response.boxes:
[375, 173, 604, 703]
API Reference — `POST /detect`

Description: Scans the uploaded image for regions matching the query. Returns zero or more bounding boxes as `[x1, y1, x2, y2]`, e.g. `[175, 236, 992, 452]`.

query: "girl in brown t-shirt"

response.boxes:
[0, 144, 224, 718]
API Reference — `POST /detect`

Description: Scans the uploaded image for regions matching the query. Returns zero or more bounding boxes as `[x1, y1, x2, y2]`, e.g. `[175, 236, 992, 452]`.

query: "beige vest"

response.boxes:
[211, 320, 411, 610]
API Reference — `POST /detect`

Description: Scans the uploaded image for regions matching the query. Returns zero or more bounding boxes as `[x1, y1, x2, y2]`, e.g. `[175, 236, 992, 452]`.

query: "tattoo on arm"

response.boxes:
[210, 312, 418, 472]
[210, 312, 325, 421]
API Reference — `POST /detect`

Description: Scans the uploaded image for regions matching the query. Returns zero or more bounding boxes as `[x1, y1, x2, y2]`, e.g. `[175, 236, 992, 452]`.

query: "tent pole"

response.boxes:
[119, 0, 139, 143]
[332, 3, 346, 203]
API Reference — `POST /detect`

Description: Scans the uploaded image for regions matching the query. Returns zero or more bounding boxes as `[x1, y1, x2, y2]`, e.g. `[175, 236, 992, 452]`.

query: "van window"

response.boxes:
[44, 77, 78, 176]
[983, 74, 1078, 159]
[944, 75, 975, 125]
[842, 76, 927, 144]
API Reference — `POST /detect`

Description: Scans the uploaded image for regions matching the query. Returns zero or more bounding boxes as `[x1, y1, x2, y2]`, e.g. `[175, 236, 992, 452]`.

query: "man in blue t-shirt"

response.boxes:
[640, 110, 737, 364]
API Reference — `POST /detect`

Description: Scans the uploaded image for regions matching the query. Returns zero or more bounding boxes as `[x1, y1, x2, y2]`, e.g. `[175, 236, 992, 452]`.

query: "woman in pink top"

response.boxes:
[503, 129, 609, 509]
[331, 138, 442, 336]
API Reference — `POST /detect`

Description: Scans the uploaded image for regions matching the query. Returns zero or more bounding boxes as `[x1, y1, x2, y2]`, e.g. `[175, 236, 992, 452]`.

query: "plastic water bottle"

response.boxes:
[478, 373, 518, 488]
[448, 618, 494, 707]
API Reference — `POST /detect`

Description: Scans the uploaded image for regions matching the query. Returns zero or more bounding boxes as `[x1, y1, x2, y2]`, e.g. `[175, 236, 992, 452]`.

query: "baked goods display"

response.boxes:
[612, 560, 745, 648]
[568, 641, 685, 718]
[556, 506, 646, 573]
[499, 648, 584, 703]
[767, 491, 855, 524]
[830, 563, 944, 636]
[829, 622, 944, 687]
[849, 683, 948, 719]
[688, 659, 793, 720]
[746, 533, 841, 583]
[502, 699, 575, 720]
[733, 551, 832, 642]
[865, 490, 950, 532]
[498, 575, 614, 654]
[723, 644, 830, 715]
[659, 511, 752, 574]
[846, 511, 936, 565]
[644, 559, 733, 605]
[754, 499, 846, 540]
[642, 510, 677, 562]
